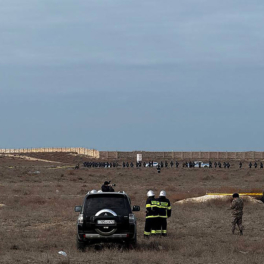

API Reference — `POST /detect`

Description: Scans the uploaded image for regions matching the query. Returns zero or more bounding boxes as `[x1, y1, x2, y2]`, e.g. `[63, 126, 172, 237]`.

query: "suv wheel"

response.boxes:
[126, 237, 137, 249]
[76, 236, 85, 251]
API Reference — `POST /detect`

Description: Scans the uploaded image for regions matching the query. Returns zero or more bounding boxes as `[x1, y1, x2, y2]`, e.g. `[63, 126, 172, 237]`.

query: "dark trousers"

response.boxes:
[144, 218, 153, 236]
[156, 217, 167, 236]
[144, 217, 159, 236]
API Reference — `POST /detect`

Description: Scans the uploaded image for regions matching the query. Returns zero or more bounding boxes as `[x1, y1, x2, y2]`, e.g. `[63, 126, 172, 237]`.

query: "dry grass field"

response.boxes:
[1, 153, 264, 263]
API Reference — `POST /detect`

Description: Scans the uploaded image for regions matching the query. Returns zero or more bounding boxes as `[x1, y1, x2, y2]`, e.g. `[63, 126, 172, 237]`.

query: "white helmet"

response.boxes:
[90, 190, 97, 194]
[147, 190, 155, 197]
[159, 190, 166, 197]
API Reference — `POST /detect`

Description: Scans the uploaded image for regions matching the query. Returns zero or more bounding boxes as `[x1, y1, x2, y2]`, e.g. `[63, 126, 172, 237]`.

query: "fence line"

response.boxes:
[0, 148, 263, 160]
[99, 151, 264, 160]
[0, 147, 100, 158]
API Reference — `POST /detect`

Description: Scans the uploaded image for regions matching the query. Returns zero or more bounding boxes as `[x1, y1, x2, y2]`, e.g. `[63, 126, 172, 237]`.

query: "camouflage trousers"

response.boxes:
[232, 216, 243, 233]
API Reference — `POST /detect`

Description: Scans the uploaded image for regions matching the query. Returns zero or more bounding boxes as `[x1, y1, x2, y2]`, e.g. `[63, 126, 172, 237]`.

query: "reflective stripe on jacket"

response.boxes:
[145, 197, 160, 218]
[158, 197, 171, 218]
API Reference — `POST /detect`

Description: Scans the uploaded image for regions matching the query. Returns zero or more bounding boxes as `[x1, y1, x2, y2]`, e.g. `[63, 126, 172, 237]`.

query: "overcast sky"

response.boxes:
[0, 0, 263, 151]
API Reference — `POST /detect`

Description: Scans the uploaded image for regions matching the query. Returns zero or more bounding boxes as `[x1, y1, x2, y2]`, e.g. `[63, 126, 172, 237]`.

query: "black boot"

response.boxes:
[240, 230, 243, 236]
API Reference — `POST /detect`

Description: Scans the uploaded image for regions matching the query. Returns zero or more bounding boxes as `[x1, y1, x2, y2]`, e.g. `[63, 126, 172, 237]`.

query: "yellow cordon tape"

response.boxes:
[206, 193, 263, 196]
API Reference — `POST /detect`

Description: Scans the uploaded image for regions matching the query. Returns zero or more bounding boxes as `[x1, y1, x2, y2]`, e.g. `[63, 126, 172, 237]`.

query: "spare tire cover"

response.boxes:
[95, 209, 117, 236]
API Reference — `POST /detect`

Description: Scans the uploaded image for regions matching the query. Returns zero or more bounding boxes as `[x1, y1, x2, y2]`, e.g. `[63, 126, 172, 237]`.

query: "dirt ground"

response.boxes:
[1, 153, 264, 264]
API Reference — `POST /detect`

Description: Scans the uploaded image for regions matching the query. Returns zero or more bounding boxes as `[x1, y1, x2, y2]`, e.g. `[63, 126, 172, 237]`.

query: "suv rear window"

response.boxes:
[84, 194, 131, 216]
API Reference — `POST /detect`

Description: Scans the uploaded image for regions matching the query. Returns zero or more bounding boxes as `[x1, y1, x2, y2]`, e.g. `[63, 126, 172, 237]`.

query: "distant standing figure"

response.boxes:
[239, 162, 242, 169]
[249, 162, 252, 169]
[230, 193, 243, 235]
[254, 162, 258, 169]
[214, 162, 217, 168]
[260, 162, 263, 169]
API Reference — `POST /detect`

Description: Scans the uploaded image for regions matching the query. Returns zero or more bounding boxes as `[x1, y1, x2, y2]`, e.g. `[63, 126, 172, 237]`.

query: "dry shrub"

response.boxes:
[221, 175, 229, 180]
[136, 239, 172, 252]
[68, 170, 75, 175]
[21, 196, 47, 206]
[200, 175, 214, 181]
[70, 178, 77, 182]
[166, 186, 177, 192]
[12, 189, 22, 193]
[234, 239, 264, 254]
[248, 187, 263, 193]
[78, 189, 88, 195]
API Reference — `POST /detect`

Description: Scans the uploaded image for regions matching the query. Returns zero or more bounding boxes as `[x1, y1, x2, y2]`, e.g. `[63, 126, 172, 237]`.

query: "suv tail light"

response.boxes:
[78, 214, 84, 225]
[129, 214, 135, 224]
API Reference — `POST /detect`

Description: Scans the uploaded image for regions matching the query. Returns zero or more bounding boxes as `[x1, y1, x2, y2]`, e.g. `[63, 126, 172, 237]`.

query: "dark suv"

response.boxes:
[75, 190, 140, 250]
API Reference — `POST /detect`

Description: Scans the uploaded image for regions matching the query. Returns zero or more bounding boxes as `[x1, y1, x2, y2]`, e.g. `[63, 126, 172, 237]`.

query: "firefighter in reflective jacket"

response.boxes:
[157, 190, 171, 236]
[144, 190, 160, 237]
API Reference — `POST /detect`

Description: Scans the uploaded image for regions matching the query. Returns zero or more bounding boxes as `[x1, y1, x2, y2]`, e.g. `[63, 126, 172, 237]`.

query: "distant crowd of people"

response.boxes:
[76, 160, 264, 169]
[83, 161, 119, 168]
[245, 161, 263, 169]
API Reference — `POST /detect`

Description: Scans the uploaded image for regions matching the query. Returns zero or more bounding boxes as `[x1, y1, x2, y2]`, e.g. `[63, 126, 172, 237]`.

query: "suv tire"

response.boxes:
[76, 236, 85, 251]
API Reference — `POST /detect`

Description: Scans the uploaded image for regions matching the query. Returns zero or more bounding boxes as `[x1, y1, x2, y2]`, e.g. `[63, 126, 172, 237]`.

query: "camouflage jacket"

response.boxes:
[230, 198, 243, 217]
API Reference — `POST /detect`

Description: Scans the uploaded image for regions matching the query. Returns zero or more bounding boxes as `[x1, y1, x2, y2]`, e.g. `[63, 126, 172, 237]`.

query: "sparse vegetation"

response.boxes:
[1, 154, 264, 263]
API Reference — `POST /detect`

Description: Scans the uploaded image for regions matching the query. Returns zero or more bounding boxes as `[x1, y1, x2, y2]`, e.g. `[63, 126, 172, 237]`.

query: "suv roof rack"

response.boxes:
[86, 190, 127, 195]
[118, 191, 127, 194]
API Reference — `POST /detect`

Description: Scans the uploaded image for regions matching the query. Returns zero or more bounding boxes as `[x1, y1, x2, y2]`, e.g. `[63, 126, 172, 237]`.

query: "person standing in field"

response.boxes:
[144, 190, 159, 237]
[157, 190, 171, 236]
[230, 193, 243, 235]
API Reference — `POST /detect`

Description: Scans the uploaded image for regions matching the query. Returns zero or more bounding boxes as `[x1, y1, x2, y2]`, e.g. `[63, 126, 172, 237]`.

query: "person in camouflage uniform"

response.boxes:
[230, 193, 243, 235]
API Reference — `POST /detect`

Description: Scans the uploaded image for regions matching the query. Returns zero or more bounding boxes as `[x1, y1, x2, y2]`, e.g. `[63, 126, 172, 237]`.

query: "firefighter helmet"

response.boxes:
[147, 190, 155, 197]
[159, 190, 166, 197]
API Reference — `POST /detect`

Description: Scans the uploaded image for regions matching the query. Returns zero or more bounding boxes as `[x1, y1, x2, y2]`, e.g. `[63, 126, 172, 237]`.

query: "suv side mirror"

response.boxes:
[132, 205, 140, 211]
[75, 206, 82, 212]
